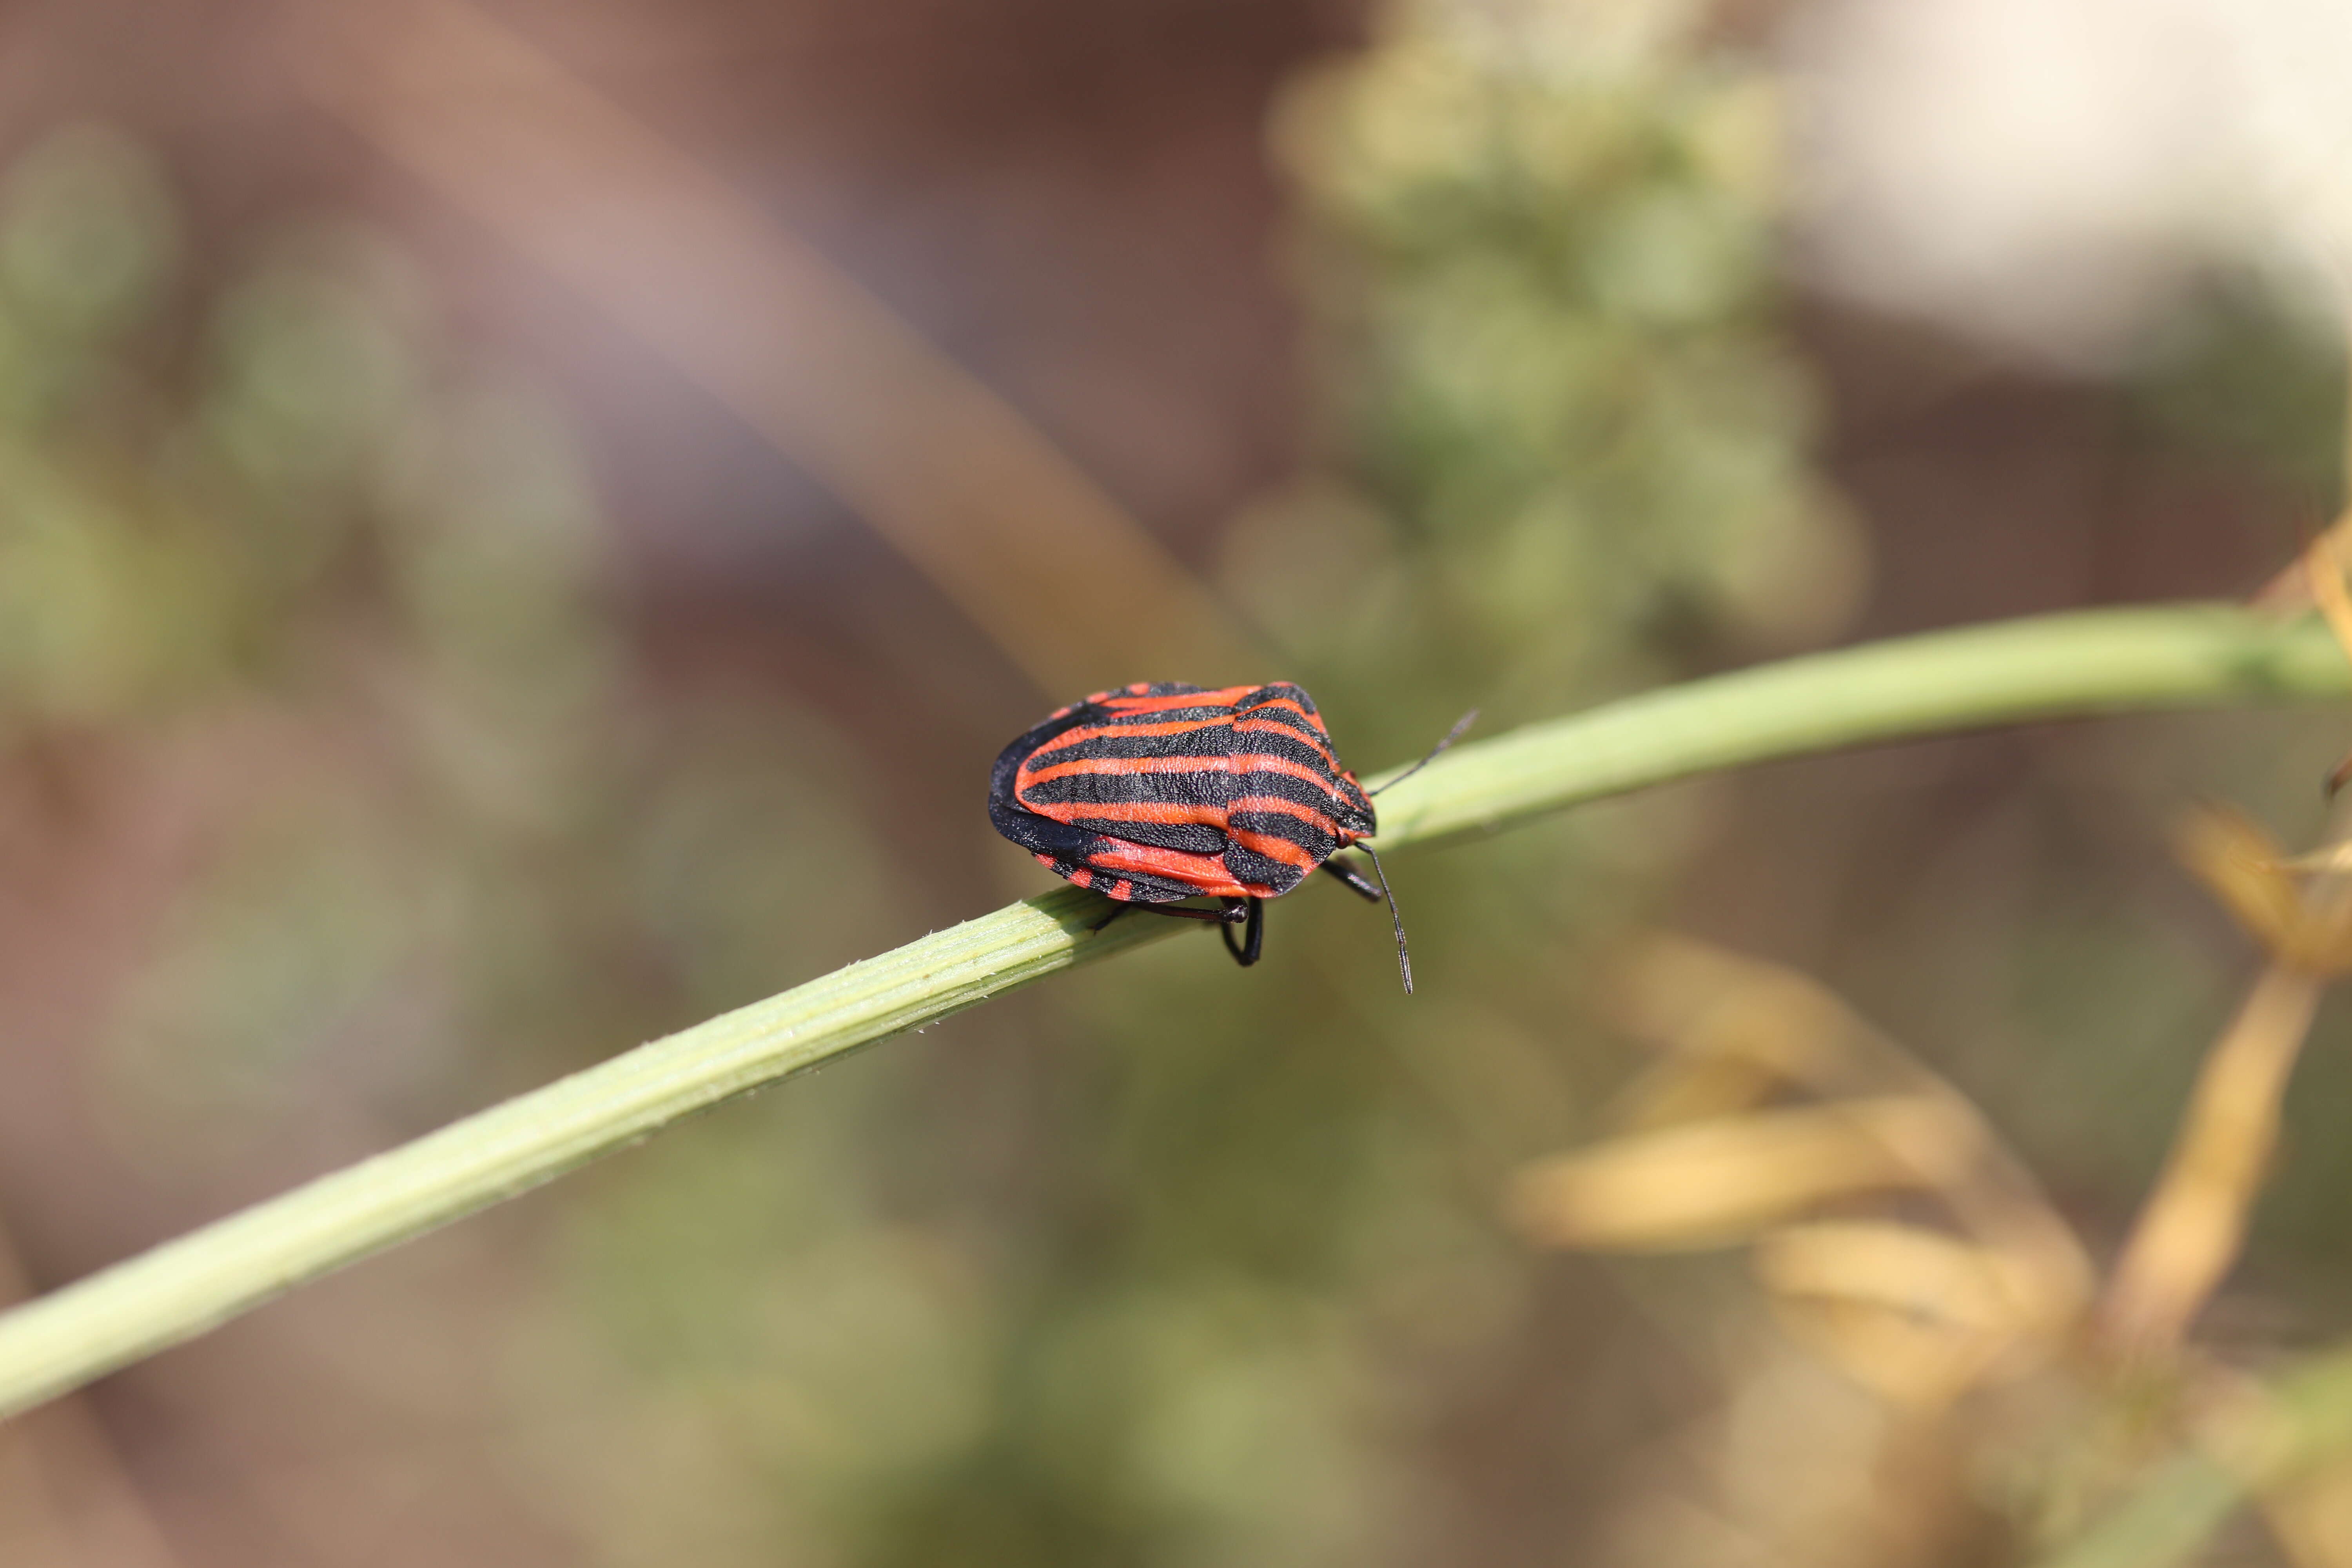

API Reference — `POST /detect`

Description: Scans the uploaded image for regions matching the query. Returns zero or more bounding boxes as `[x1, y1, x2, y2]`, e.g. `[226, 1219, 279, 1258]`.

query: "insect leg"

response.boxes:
[1319, 855, 1384, 902]
[1219, 896, 1265, 967]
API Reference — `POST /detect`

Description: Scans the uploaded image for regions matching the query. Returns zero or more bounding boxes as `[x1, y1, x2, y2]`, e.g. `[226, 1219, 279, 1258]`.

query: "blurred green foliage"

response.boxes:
[14, 0, 2352, 1563]
[2125, 275, 2348, 511]
[0, 2, 1861, 1562]
[1241, 0, 1864, 738]
[504, 5, 1857, 1564]
[0, 122, 904, 1166]
[600, 5, 1867, 1565]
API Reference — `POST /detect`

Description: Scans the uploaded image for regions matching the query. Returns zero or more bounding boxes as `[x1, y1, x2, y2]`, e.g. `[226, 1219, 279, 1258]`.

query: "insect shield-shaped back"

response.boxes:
[989, 681, 1375, 905]
[989, 680, 1461, 991]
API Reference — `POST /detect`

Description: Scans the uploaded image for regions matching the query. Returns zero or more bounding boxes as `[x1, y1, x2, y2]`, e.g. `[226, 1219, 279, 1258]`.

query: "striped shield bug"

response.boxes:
[988, 681, 1472, 992]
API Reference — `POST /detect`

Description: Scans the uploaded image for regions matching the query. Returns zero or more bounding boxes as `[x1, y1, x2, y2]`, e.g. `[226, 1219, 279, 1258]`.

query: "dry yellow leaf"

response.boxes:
[2175, 806, 2307, 958]
[1753, 1220, 2025, 1334]
[1509, 1097, 1980, 1252]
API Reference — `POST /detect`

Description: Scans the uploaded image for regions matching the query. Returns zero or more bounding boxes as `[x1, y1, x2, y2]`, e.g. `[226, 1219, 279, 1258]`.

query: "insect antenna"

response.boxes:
[1368, 708, 1479, 797]
[1358, 841, 1413, 995]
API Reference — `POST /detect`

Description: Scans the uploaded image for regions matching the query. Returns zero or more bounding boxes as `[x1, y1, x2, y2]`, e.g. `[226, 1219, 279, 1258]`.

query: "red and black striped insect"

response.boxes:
[989, 681, 1470, 992]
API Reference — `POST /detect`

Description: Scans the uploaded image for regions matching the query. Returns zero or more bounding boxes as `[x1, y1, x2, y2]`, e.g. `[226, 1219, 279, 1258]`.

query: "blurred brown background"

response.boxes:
[3, 0, 2350, 1564]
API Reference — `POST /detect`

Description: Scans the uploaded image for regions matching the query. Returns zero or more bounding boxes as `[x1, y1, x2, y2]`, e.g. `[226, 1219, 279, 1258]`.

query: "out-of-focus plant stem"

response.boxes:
[0, 602, 2345, 1423]
[2031, 1342, 2352, 1568]
[2030, 1449, 2247, 1568]
[2099, 958, 2327, 1356]
[2100, 540, 2352, 1356]
[289, 0, 1261, 696]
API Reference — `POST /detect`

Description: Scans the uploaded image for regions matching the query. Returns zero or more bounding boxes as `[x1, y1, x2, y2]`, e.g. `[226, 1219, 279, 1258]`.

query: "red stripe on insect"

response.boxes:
[1022, 799, 1224, 828]
[1223, 800, 1332, 870]
[1236, 698, 1324, 730]
[1125, 687, 1251, 708]
[1084, 841, 1267, 899]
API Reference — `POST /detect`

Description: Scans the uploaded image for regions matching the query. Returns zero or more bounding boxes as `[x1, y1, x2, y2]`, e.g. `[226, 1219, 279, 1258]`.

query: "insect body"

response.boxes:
[989, 681, 1465, 991]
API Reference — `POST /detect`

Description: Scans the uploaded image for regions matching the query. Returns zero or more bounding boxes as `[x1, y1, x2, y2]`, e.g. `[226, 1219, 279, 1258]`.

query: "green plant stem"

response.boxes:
[2028, 1344, 2352, 1568]
[2027, 1450, 2244, 1568]
[0, 603, 2344, 1423]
